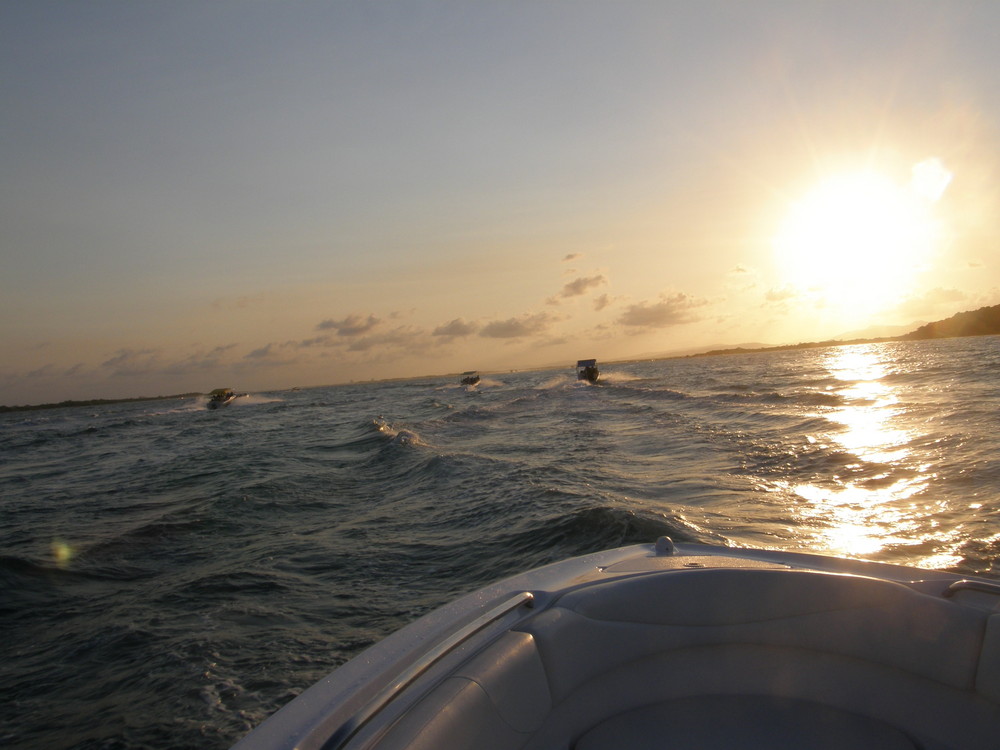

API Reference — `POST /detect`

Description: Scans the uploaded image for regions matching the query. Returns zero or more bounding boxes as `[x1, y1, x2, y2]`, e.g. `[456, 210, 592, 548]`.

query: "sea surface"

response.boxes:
[3, 336, 1000, 749]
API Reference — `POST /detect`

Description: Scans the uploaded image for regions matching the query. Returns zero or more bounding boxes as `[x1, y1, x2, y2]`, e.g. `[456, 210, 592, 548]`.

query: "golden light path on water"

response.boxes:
[783, 344, 964, 569]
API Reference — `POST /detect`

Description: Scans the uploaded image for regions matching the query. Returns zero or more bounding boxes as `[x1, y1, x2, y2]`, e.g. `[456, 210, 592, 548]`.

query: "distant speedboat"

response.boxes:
[232, 539, 1000, 750]
[206, 388, 237, 409]
[576, 358, 600, 382]
[460, 371, 480, 386]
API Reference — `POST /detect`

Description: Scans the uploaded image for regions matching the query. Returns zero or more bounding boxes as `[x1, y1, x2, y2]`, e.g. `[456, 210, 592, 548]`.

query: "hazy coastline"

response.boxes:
[4, 303, 999, 413]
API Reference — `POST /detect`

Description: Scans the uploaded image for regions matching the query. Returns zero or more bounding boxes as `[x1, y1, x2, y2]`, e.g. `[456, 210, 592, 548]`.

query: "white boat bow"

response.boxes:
[233, 540, 1000, 750]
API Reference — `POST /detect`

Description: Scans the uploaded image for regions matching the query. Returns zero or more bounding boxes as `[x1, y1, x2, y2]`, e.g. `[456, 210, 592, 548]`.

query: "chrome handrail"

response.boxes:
[323, 590, 535, 750]
[943, 579, 1000, 598]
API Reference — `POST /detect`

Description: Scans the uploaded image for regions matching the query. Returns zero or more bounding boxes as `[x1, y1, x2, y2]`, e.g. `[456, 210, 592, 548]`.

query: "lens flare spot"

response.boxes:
[910, 157, 952, 202]
[51, 540, 74, 567]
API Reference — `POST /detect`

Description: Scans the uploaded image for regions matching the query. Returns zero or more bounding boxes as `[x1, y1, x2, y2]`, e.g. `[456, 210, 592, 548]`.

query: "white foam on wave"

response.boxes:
[373, 416, 425, 446]
[598, 372, 641, 384]
[232, 394, 284, 406]
[539, 375, 573, 389]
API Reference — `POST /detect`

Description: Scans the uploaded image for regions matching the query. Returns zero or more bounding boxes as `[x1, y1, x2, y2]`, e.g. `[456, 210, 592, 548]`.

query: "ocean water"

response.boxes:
[3, 336, 1000, 749]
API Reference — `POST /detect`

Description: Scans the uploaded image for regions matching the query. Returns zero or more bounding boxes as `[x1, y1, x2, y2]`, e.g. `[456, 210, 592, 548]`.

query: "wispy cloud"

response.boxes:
[317, 314, 381, 336]
[243, 342, 300, 367]
[100, 348, 162, 376]
[618, 293, 707, 329]
[162, 344, 239, 375]
[298, 335, 333, 348]
[433, 318, 479, 337]
[765, 286, 797, 303]
[27, 364, 59, 378]
[346, 326, 427, 353]
[559, 274, 606, 298]
[548, 274, 607, 305]
[480, 312, 555, 339]
[245, 344, 278, 359]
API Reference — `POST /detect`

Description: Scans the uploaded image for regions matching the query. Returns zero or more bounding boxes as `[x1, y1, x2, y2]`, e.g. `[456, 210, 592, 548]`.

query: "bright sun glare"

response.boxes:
[774, 159, 951, 320]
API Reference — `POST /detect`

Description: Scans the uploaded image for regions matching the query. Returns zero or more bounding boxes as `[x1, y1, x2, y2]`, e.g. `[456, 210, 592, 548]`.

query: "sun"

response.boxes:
[773, 161, 950, 320]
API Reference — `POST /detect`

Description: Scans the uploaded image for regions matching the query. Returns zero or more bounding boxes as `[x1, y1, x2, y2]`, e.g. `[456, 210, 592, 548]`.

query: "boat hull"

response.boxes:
[575, 360, 599, 383]
[232, 541, 1000, 750]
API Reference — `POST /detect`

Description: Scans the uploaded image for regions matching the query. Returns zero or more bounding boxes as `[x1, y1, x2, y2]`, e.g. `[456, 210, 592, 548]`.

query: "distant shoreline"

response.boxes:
[0, 393, 202, 414]
[5, 304, 999, 413]
[686, 336, 896, 359]
[0, 334, 958, 414]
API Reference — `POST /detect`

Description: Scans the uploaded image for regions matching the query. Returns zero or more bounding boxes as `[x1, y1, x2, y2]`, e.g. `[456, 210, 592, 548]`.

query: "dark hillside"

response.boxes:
[901, 304, 1000, 340]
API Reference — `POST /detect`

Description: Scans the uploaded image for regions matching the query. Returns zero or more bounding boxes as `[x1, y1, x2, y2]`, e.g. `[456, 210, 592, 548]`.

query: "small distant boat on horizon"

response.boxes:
[206, 388, 237, 409]
[576, 359, 600, 383]
[460, 371, 480, 386]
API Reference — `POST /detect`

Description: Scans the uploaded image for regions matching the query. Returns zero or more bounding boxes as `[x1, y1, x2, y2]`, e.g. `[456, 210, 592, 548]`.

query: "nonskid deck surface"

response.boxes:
[232, 542, 1000, 750]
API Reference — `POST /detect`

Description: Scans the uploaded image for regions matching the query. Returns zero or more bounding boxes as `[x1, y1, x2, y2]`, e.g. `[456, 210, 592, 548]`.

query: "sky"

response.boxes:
[3, 1, 1000, 405]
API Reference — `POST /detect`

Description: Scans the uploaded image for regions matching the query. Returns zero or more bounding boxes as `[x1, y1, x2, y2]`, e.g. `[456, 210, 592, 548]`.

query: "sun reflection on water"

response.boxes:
[784, 344, 963, 567]
[824, 348, 908, 464]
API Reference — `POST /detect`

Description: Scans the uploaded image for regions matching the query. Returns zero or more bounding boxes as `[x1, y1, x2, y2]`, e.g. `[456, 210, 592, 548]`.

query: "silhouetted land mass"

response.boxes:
[4, 305, 1000, 412]
[899, 304, 1000, 340]
[0, 393, 202, 414]
[692, 303, 1000, 358]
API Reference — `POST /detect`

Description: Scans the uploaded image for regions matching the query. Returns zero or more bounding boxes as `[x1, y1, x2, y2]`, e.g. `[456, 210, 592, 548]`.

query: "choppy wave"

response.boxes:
[3, 337, 1000, 748]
